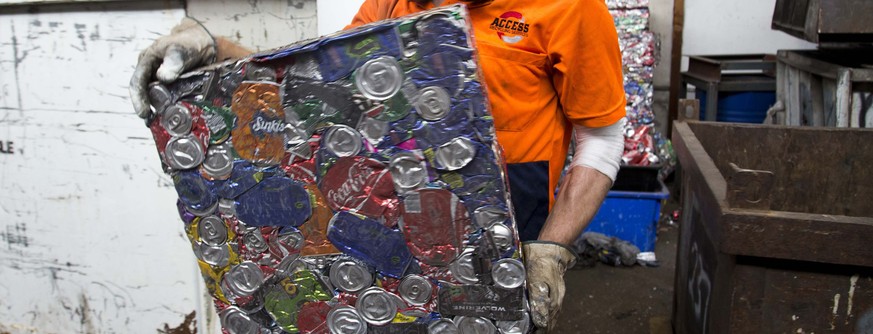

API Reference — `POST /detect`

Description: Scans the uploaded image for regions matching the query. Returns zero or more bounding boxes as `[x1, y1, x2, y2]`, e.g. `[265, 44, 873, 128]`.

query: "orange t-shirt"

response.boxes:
[348, 0, 625, 210]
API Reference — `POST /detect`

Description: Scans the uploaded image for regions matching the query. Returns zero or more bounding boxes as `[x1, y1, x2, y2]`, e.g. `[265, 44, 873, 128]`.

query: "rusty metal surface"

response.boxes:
[772, 0, 873, 43]
[687, 121, 873, 216]
[672, 120, 873, 333]
[730, 257, 873, 333]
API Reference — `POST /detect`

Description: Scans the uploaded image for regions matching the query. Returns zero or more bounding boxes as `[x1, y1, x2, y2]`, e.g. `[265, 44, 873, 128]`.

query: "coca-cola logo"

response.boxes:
[326, 160, 374, 208]
[249, 111, 285, 137]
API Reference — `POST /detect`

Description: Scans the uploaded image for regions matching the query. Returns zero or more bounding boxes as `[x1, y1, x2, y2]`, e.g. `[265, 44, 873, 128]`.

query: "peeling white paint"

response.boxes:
[847, 274, 859, 324]
[1, 1, 320, 333]
[187, 0, 318, 52]
[832, 293, 841, 330]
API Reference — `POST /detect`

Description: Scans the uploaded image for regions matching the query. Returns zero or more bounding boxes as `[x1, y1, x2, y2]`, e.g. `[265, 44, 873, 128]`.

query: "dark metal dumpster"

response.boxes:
[672, 121, 873, 333]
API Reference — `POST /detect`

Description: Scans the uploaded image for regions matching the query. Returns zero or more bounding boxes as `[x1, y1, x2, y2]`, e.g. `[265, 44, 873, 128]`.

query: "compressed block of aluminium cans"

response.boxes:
[146, 5, 531, 334]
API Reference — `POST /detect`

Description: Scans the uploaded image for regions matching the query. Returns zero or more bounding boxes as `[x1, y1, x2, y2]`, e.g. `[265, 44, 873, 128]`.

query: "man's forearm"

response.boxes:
[537, 165, 612, 245]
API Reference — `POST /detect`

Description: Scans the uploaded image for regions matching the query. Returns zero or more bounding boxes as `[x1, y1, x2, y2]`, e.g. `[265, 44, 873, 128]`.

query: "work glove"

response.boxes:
[129, 17, 216, 120]
[522, 241, 578, 332]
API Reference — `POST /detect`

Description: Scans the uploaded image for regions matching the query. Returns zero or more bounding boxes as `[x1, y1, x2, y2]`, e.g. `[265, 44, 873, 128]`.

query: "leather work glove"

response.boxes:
[523, 241, 579, 332]
[129, 17, 216, 120]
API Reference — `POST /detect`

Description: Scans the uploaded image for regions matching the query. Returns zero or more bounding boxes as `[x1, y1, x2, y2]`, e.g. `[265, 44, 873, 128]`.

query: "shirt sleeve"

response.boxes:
[548, 0, 627, 128]
[346, 0, 389, 29]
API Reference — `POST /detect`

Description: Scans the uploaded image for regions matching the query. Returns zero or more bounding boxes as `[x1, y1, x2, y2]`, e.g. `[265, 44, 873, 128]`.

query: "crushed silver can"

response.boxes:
[389, 151, 428, 193]
[356, 287, 399, 325]
[491, 258, 525, 289]
[472, 206, 508, 229]
[415, 86, 451, 121]
[165, 135, 205, 170]
[329, 257, 374, 293]
[357, 115, 390, 146]
[161, 103, 194, 137]
[148, 82, 173, 114]
[324, 125, 363, 157]
[222, 261, 266, 299]
[327, 305, 367, 334]
[488, 223, 514, 253]
[198, 215, 228, 246]
[398, 274, 433, 306]
[434, 137, 476, 171]
[219, 306, 267, 334]
[195, 242, 230, 267]
[496, 311, 530, 334]
[449, 248, 478, 284]
[356, 56, 404, 101]
[428, 318, 459, 334]
[201, 143, 234, 179]
[243, 229, 269, 254]
[455, 316, 497, 334]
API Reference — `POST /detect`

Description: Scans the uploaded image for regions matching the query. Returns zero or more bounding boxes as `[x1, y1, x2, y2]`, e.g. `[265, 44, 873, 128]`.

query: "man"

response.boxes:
[130, 0, 625, 331]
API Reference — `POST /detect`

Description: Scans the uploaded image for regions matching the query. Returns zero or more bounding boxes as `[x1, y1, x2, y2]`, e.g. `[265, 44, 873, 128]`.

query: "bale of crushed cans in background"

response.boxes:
[604, 1, 674, 170]
[147, 5, 531, 334]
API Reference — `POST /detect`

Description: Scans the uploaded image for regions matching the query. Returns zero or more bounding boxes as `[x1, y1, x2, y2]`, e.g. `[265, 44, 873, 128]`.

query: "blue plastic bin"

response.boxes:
[582, 179, 669, 253]
[696, 91, 775, 123]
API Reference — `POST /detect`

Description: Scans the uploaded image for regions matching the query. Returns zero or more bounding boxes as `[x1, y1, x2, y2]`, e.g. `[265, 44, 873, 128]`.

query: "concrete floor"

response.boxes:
[554, 190, 680, 334]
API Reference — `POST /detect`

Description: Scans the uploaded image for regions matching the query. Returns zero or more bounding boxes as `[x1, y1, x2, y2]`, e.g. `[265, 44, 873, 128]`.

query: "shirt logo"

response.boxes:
[489, 11, 529, 44]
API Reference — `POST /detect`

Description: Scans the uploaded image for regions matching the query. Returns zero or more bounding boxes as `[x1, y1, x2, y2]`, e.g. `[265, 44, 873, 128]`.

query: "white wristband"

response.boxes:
[569, 117, 626, 182]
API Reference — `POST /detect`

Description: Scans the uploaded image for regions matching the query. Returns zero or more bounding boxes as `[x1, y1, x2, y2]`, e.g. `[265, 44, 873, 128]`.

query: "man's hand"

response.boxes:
[523, 241, 578, 332]
[129, 17, 216, 120]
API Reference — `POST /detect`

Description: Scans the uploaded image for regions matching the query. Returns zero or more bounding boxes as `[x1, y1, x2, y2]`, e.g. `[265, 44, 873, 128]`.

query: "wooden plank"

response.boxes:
[721, 210, 873, 267]
[799, 68, 813, 125]
[810, 72, 825, 126]
[836, 69, 852, 127]
[734, 257, 873, 333]
[823, 77, 838, 126]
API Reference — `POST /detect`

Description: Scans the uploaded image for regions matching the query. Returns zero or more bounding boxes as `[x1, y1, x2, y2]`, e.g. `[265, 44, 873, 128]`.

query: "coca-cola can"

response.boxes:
[455, 316, 497, 334]
[327, 305, 367, 334]
[355, 56, 404, 101]
[415, 86, 451, 121]
[161, 103, 194, 137]
[398, 274, 433, 306]
[356, 287, 398, 325]
[323, 125, 363, 158]
[165, 135, 205, 170]
[329, 257, 374, 293]
[198, 215, 228, 246]
[435, 137, 476, 171]
[428, 318, 459, 334]
[491, 258, 525, 289]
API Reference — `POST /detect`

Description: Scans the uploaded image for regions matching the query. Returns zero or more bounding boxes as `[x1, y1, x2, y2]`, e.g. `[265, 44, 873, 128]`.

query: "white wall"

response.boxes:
[317, 0, 366, 35]
[0, 1, 318, 333]
[682, 0, 816, 68]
